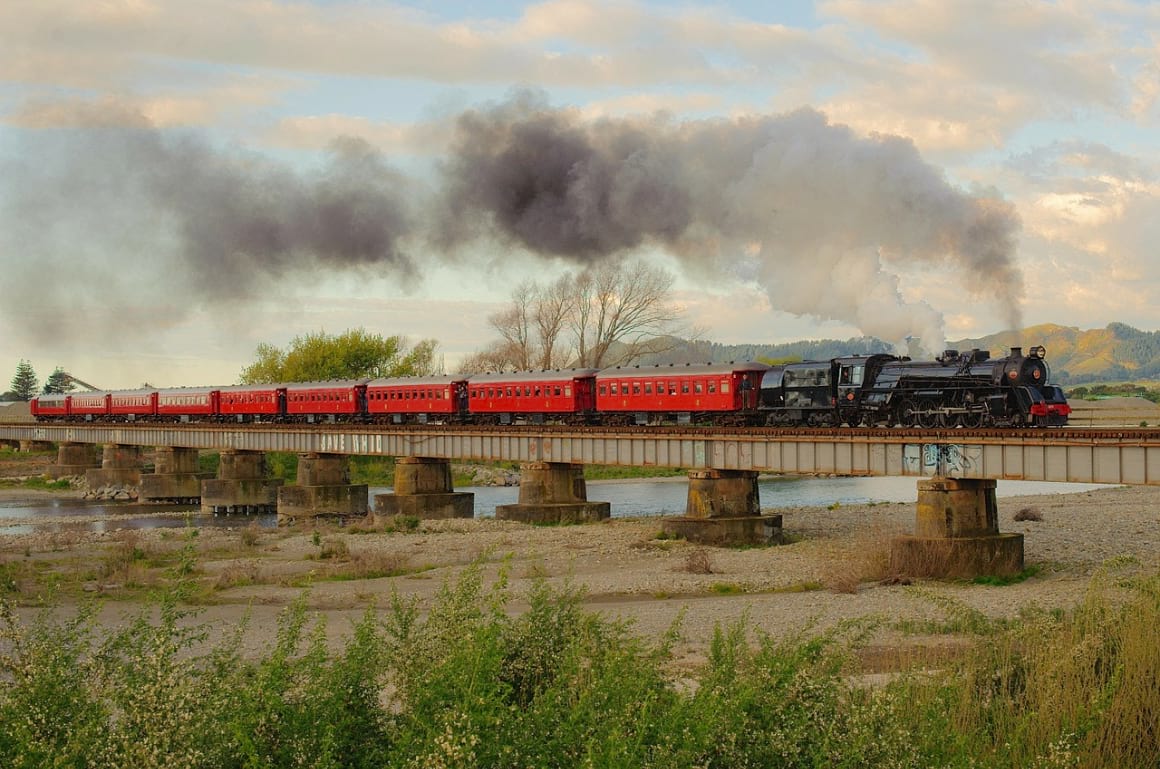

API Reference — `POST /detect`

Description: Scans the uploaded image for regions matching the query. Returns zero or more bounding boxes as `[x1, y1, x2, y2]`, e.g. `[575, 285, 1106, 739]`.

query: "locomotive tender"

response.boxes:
[30, 345, 1070, 428]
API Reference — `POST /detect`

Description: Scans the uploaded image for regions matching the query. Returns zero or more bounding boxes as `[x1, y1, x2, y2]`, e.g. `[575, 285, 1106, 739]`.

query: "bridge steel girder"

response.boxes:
[3, 423, 1160, 485]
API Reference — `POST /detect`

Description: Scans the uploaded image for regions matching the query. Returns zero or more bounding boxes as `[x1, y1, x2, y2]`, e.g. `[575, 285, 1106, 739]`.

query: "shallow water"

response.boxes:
[0, 475, 1116, 535]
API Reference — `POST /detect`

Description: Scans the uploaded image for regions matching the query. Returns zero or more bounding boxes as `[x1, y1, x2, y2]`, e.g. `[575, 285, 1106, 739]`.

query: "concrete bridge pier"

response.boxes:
[661, 469, 783, 545]
[891, 478, 1023, 579]
[86, 444, 142, 488]
[201, 450, 282, 515]
[374, 457, 474, 521]
[140, 447, 205, 504]
[496, 462, 610, 524]
[19, 440, 55, 452]
[46, 442, 100, 478]
[277, 453, 368, 524]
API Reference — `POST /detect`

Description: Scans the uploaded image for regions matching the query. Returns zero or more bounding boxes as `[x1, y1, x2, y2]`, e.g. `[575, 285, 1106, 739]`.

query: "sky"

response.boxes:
[1, 0, 1158, 389]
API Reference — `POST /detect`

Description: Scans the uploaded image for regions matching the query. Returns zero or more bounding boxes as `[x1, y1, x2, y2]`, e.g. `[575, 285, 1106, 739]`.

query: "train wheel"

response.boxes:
[960, 411, 984, 428]
[917, 400, 940, 429]
[896, 399, 919, 427]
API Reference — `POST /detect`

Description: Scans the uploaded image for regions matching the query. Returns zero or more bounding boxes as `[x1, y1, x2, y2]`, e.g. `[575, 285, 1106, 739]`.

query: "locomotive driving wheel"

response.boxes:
[916, 399, 940, 429]
[895, 399, 919, 428]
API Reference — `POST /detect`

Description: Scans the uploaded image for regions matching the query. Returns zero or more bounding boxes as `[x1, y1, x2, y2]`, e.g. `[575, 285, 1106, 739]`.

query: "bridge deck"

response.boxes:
[3, 422, 1158, 485]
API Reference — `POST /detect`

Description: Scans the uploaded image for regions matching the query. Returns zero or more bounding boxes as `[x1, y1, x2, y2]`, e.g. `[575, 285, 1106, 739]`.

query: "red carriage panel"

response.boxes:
[467, 370, 599, 416]
[596, 363, 768, 413]
[69, 392, 112, 417]
[156, 388, 218, 417]
[109, 390, 158, 418]
[365, 376, 466, 417]
[219, 385, 285, 417]
[284, 380, 368, 417]
[30, 394, 69, 419]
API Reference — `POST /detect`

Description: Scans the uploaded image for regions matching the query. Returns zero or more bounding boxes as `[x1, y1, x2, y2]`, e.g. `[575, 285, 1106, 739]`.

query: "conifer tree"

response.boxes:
[9, 360, 38, 401]
[42, 367, 75, 394]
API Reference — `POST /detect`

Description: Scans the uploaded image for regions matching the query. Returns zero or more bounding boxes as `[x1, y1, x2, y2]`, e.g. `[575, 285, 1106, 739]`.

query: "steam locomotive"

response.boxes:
[761, 346, 1069, 428]
[30, 344, 1068, 429]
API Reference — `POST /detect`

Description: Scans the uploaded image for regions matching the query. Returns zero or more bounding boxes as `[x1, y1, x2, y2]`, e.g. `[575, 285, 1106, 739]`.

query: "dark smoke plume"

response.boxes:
[0, 92, 1024, 353]
[435, 92, 1024, 351]
[0, 116, 414, 343]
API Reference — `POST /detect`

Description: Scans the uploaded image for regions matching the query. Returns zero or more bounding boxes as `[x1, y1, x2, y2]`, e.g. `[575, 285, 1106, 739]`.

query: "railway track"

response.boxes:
[7, 421, 1159, 443]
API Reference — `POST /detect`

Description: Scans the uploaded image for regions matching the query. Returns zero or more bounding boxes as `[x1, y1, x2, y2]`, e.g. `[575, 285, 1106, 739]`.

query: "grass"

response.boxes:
[2, 562, 1157, 768]
[0, 476, 73, 490]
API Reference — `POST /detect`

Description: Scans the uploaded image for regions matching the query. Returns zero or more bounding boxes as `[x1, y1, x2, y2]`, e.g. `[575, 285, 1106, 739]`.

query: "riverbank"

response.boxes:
[2, 478, 1157, 664]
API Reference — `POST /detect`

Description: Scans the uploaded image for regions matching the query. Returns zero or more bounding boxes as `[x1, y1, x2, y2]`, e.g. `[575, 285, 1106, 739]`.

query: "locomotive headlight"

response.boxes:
[1033, 369, 1041, 380]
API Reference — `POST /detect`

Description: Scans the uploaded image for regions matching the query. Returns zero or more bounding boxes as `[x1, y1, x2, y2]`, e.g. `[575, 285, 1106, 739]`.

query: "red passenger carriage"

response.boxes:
[156, 387, 219, 421]
[29, 393, 70, 420]
[218, 384, 285, 421]
[466, 369, 599, 423]
[596, 362, 769, 424]
[365, 376, 467, 423]
[70, 391, 112, 420]
[283, 380, 367, 421]
[109, 389, 158, 421]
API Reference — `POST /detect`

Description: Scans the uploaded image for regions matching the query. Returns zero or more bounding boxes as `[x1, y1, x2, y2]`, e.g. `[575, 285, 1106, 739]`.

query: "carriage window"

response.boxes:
[564, 386, 572, 397]
[695, 382, 703, 394]
[525, 386, 531, 396]
[669, 382, 677, 395]
[708, 382, 716, 393]
[682, 382, 690, 394]
[554, 386, 561, 396]
[611, 383, 618, 395]
[506, 387, 513, 397]
[599, 384, 607, 396]
[632, 382, 641, 395]
[645, 383, 652, 394]
[722, 381, 730, 393]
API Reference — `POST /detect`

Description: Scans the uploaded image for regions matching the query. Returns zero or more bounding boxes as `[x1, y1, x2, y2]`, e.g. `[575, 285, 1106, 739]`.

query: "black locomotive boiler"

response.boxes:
[759, 346, 1070, 428]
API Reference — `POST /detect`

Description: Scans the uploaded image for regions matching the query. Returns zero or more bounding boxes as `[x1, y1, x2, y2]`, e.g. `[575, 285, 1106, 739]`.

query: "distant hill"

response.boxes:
[637, 323, 1160, 385]
[950, 323, 1160, 384]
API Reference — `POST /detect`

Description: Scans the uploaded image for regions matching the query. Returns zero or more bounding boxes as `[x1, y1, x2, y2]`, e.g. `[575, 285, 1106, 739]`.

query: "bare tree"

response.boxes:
[569, 260, 684, 368]
[463, 259, 688, 372]
[489, 280, 536, 371]
[534, 274, 572, 369]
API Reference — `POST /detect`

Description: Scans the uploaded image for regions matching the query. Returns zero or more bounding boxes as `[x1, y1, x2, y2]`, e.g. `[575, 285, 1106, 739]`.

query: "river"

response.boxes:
[0, 475, 1116, 535]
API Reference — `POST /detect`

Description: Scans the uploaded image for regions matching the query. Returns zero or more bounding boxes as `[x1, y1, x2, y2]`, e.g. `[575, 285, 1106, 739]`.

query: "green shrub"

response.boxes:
[1, 562, 1158, 768]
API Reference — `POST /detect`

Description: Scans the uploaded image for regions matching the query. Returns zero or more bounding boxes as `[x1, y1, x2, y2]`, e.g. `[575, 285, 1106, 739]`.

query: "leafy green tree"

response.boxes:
[42, 368, 76, 394]
[8, 360, 38, 401]
[239, 329, 439, 384]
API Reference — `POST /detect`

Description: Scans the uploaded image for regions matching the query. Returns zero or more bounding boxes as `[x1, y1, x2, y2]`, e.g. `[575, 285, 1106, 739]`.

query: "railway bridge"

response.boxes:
[3, 421, 1157, 578]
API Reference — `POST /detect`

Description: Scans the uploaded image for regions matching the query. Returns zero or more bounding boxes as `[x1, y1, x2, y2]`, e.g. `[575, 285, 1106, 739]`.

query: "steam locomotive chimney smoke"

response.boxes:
[0, 114, 415, 341]
[436, 92, 1024, 352]
[1, 93, 1023, 355]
